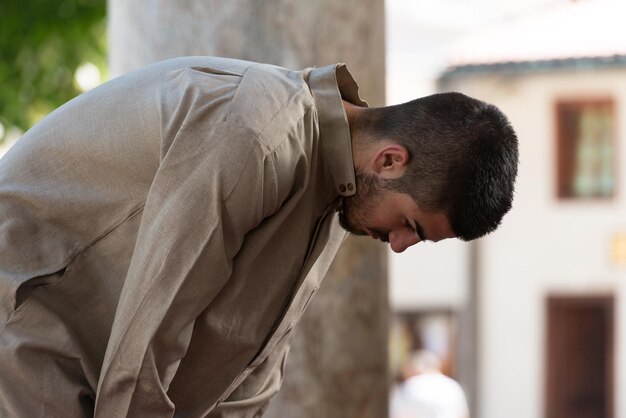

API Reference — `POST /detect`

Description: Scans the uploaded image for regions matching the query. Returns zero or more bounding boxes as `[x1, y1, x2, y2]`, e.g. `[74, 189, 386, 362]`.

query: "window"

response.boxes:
[556, 99, 616, 199]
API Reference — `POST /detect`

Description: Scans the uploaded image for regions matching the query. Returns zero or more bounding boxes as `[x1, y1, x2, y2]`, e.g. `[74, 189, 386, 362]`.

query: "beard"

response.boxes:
[337, 169, 385, 236]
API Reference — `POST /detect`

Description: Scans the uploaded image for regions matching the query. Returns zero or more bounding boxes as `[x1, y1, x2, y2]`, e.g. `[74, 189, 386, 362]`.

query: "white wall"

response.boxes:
[388, 240, 468, 310]
[442, 67, 626, 418]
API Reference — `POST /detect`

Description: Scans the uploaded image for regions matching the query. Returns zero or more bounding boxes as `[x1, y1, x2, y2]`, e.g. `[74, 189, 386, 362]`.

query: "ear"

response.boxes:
[370, 144, 409, 179]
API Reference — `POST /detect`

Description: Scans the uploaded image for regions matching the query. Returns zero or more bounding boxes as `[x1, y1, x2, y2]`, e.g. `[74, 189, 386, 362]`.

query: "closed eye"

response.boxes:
[405, 218, 424, 242]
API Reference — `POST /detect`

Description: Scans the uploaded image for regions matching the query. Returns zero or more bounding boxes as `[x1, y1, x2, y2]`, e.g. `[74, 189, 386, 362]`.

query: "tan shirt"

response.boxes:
[0, 57, 365, 417]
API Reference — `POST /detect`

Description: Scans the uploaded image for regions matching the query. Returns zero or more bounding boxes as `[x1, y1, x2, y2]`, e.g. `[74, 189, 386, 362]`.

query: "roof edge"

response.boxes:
[439, 54, 626, 82]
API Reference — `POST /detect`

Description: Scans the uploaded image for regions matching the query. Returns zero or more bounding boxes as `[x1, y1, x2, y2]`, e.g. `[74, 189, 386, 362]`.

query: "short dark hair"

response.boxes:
[358, 92, 519, 241]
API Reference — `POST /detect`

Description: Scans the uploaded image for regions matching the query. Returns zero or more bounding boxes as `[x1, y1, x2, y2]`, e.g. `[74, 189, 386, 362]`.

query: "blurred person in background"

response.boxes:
[391, 350, 469, 418]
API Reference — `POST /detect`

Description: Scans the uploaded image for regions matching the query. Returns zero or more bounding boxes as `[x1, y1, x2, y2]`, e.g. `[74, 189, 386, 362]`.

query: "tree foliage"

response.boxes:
[0, 0, 106, 138]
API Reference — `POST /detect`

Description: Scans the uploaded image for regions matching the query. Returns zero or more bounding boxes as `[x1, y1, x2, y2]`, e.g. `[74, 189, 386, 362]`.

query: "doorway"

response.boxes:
[545, 295, 614, 418]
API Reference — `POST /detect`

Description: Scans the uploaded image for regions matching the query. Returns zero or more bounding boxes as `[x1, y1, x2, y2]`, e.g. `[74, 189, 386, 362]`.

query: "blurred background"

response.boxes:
[0, 0, 106, 154]
[2, 0, 625, 417]
[387, 1, 626, 418]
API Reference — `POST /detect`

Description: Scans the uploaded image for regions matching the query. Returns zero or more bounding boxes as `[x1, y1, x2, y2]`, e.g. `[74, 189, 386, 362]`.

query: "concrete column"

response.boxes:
[108, 1, 388, 417]
[456, 241, 480, 418]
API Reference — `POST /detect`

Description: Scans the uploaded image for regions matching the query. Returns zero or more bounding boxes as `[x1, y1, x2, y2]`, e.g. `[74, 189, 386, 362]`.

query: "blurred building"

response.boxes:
[433, 1, 626, 418]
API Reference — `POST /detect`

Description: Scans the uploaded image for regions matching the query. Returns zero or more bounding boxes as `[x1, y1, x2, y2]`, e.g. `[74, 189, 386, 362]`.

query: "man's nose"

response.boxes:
[388, 230, 420, 253]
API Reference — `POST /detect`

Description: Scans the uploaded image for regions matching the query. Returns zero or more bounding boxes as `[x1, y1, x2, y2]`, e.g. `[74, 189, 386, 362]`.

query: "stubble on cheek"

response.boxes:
[337, 170, 381, 236]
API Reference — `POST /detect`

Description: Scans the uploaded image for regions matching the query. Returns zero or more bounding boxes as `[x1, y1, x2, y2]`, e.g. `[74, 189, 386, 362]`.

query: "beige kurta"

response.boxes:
[0, 56, 365, 417]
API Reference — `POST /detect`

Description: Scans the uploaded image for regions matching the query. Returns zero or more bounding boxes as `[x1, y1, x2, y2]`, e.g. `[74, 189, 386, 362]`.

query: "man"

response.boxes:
[0, 56, 518, 417]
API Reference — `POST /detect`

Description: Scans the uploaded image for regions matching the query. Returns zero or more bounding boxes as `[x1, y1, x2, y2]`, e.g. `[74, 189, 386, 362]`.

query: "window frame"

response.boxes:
[554, 97, 618, 200]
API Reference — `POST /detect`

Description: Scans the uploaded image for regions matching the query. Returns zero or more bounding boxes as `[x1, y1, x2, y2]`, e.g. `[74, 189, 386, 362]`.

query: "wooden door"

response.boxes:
[545, 295, 614, 418]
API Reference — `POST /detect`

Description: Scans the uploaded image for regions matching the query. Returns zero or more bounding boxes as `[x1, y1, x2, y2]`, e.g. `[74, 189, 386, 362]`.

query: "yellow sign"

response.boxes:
[612, 233, 626, 265]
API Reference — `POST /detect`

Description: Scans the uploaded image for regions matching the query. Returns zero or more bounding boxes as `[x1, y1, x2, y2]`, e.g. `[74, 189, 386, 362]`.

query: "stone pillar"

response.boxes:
[457, 241, 480, 418]
[108, 1, 388, 417]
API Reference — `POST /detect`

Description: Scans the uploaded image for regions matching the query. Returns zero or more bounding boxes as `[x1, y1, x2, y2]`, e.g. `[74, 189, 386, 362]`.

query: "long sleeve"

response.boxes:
[93, 117, 277, 417]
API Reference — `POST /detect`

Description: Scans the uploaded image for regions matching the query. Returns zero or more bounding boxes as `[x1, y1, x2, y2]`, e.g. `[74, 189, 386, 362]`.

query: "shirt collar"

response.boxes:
[306, 63, 367, 199]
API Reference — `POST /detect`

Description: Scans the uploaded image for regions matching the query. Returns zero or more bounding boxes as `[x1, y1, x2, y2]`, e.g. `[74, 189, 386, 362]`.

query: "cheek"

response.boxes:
[364, 207, 392, 230]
